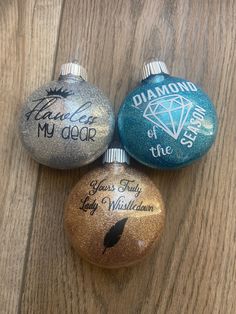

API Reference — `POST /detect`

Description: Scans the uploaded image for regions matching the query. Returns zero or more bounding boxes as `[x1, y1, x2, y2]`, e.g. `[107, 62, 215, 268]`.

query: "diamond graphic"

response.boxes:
[143, 94, 192, 139]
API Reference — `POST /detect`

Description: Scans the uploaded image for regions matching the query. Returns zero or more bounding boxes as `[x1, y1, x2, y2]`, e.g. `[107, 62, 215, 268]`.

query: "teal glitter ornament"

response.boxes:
[118, 59, 218, 169]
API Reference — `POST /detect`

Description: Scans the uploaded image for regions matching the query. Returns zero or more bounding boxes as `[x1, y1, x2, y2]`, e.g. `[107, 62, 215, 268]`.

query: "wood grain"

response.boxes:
[0, 0, 64, 313]
[0, 0, 235, 313]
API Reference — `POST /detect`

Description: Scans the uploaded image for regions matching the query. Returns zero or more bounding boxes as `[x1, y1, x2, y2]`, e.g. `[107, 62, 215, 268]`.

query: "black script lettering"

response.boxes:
[118, 179, 142, 197]
[102, 196, 154, 212]
[69, 102, 97, 124]
[89, 179, 115, 195]
[79, 196, 98, 215]
[26, 98, 97, 125]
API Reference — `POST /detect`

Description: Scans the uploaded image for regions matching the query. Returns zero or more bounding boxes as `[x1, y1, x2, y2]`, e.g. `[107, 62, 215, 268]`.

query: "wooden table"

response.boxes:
[0, 1, 235, 313]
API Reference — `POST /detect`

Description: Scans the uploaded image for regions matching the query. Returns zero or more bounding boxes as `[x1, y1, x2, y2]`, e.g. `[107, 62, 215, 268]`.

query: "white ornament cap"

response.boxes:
[142, 59, 169, 80]
[103, 148, 130, 165]
[60, 61, 87, 81]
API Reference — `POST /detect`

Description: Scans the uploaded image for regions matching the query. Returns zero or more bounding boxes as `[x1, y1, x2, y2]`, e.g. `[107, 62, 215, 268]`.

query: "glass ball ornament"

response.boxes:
[118, 59, 218, 169]
[19, 61, 115, 169]
[64, 148, 165, 268]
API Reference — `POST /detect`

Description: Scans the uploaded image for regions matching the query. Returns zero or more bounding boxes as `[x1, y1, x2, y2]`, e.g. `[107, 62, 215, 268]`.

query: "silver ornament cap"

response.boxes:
[60, 61, 87, 81]
[142, 59, 169, 80]
[103, 148, 130, 164]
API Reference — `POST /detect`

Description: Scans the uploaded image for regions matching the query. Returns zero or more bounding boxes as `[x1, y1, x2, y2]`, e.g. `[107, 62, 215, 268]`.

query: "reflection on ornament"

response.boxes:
[143, 95, 193, 140]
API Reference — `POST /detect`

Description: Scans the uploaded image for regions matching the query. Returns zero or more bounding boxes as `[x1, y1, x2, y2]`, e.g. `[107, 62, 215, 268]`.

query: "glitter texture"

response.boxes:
[19, 76, 115, 169]
[118, 74, 218, 169]
[64, 163, 165, 268]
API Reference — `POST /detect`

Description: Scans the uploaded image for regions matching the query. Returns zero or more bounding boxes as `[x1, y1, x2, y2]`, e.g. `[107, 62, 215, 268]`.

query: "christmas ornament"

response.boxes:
[118, 59, 218, 169]
[19, 61, 115, 169]
[64, 148, 165, 268]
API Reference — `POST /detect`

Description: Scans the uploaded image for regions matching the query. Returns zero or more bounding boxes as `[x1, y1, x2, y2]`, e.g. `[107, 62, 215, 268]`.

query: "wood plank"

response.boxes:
[19, 0, 236, 313]
[0, 0, 63, 312]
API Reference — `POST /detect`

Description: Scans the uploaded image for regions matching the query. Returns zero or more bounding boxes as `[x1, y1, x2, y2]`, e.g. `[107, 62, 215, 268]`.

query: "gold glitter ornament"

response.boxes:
[64, 148, 165, 268]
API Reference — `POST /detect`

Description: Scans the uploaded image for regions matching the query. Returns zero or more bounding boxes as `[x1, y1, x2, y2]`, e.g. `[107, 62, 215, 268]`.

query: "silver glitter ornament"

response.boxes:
[19, 61, 115, 169]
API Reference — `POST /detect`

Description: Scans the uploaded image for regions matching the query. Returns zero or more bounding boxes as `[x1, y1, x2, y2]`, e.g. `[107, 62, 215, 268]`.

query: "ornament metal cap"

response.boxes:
[103, 148, 130, 165]
[60, 61, 87, 81]
[142, 59, 169, 80]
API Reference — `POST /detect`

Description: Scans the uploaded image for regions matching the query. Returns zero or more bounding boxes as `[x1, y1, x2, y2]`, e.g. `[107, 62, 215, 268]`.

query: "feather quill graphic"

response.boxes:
[102, 218, 128, 254]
